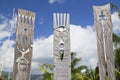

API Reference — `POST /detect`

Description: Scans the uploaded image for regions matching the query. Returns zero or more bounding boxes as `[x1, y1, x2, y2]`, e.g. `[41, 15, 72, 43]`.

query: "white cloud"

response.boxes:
[0, 14, 6, 20]
[33, 35, 53, 59]
[0, 13, 17, 72]
[48, 0, 64, 4]
[31, 35, 53, 74]
[112, 12, 120, 34]
[0, 40, 15, 72]
[39, 18, 44, 25]
[0, 31, 10, 40]
[70, 24, 98, 68]
[0, 14, 17, 40]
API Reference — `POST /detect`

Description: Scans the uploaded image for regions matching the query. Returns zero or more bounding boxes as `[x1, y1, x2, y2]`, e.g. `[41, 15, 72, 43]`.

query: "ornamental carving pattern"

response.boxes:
[93, 4, 115, 80]
[53, 13, 71, 80]
[13, 9, 35, 80]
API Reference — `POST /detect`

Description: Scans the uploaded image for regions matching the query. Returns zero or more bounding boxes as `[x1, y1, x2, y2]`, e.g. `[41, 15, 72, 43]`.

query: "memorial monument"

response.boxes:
[53, 13, 71, 80]
[93, 4, 115, 80]
[13, 9, 35, 80]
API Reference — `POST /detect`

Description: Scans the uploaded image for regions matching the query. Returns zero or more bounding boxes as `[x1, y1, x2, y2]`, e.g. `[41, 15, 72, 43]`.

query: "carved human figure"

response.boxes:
[16, 59, 28, 80]
[16, 47, 30, 80]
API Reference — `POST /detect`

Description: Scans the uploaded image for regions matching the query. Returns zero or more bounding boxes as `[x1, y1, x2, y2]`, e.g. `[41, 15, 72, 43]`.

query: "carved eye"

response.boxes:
[24, 27, 27, 32]
[59, 43, 64, 48]
[57, 26, 67, 32]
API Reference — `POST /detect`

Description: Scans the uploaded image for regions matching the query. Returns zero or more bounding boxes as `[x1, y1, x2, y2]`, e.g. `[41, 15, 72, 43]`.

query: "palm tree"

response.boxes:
[1, 74, 12, 80]
[113, 31, 120, 78]
[39, 64, 53, 80]
[85, 66, 99, 80]
[112, 33, 120, 80]
[71, 52, 88, 80]
[113, 33, 120, 68]
[113, 33, 120, 48]
[111, 3, 120, 18]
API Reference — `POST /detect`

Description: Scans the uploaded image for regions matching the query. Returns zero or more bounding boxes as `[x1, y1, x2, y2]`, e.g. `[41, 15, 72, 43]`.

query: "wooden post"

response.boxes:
[93, 4, 115, 80]
[53, 13, 71, 80]
[13, 9, 35, 80]
[93, 5, 106, 80]
[103, 4, 115, 80]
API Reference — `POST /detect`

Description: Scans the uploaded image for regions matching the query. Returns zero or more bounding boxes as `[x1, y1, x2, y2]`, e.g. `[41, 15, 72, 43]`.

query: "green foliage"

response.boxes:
[71, 52, 88, 80]
[113, 33, 120, 48]
[111, 2, 120, 79]
[112, 33, 120, 80]
[39, 64, 53, 80]
[115, 68, 120, 80]
[84, 66, 99, 80]
[113, 33, 120, 80]
[111, 3, 120, 18]
[114, 48, 120, 67]
[1, 74, 12, 80]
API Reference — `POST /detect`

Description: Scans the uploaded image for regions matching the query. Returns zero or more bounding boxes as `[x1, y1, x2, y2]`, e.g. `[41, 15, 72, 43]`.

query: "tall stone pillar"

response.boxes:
[93, 4, 115, 80]
[53, 13, 71, 80]
[13, 9, 35, 80]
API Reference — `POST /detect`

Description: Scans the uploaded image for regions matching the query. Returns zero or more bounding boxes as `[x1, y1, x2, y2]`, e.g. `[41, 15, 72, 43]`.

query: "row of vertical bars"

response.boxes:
[53, 13, 70, 28]
[18, 14, 34, 25]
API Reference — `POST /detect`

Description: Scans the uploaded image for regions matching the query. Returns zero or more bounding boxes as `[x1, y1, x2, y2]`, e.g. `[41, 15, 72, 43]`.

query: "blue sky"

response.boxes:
[1, 0, 120, 38]
[0, 0, 120, 74]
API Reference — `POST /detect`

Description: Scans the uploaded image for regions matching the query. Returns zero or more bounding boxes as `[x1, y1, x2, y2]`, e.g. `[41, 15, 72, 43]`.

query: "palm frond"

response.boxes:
[115, 68, 120, 75]
[111, 3, 120, 18]
[39, 65, 47, 74]
[74, 65, 87, 72]
[43, 64, 54, 71]
[113, 33, 120, 48]
[110, 3, 119, 9]
[71, 57, 81, 71]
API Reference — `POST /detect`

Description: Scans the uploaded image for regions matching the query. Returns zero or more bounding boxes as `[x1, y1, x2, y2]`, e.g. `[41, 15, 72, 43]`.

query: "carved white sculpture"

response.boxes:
[53, 13, 71, 80]
[93, 4, 115, 80]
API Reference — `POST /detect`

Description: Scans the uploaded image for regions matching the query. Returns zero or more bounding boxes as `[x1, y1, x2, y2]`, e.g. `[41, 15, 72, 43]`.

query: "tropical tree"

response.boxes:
[71, 52, 88, 80]
[111, 3, 120, 17]
[1, 73, 12, 80]
[84, 66, 99, 80]
[39, 64, 53, 80]
[112, 33, 120, 80]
